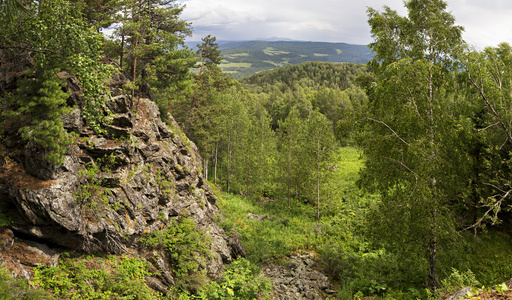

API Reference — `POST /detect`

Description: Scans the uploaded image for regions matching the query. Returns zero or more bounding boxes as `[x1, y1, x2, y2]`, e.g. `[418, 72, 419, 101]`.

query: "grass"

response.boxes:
[215, 191, 320, 264]
[322, 146, 370, 214]
[262, 60, 289, 67]
[313, 53, 330, 57]
[220, 62, 252, 68]
[213, 146, 369, 266]
[225, 53, 250, 58]
[263, 47, 290, 56]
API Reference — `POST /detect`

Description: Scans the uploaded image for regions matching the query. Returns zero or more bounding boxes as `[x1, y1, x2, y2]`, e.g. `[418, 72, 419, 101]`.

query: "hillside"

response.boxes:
[241, 61, 367, 91]
[212, 40, 373, 78]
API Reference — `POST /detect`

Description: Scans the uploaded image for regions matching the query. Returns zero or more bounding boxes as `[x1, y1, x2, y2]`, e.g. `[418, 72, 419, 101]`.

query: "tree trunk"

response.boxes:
[120, 34, 124, 69]
[429, 208, 440, 289]
[184, 55, 206, 134]
[132, 36, 138, 99]
[214, 142, 218, 185]
[204, 158, 208, 181]
[316, 143, 320, 221]
[295, 180, 299, 205]
[227, 145, 231, 193]
[427, 53, 440, 290]
[287, 143, 291, 208]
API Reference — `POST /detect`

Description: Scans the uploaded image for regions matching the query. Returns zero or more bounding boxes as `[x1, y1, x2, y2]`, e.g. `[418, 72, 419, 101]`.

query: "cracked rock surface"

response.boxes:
[0, 94, 242, 281]
[262, 252, 336, 300]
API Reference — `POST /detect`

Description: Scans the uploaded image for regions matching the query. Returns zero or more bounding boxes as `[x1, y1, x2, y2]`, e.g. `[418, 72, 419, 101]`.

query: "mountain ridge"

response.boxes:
[186, 40, 374, 78]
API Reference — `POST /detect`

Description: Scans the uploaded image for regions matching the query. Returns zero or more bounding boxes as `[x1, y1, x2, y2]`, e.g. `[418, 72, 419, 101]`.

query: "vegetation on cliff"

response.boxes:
[2, 0, 512, 299]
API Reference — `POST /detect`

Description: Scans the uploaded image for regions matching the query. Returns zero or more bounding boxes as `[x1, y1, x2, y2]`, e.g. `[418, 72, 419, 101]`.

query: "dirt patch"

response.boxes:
[0, 158, 55, 190]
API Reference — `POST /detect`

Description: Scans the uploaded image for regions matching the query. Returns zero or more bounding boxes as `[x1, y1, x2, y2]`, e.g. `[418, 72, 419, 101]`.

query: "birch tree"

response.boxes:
[359, 0, 464, 289]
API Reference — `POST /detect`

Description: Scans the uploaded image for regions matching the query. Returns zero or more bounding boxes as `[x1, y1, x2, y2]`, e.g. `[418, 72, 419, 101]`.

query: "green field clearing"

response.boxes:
[313, 53, 329, 57]
[226, 53, 249, 57]
[336, 49, 342, 54]
[263, 47, 290, 56]
[220, 62, 252, 68]
[262, 60, 280, 67]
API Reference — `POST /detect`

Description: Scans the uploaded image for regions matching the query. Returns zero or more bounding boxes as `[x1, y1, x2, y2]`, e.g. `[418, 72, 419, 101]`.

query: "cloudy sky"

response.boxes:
[176, 0, 512, 49]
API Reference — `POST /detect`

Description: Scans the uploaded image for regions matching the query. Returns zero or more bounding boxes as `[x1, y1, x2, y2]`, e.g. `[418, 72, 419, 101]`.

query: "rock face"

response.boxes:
[0, 93, 240, 282]
[262, 252, 336, 300]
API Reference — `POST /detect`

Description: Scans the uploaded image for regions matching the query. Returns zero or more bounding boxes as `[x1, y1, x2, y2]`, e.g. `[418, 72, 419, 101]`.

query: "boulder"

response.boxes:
[262, 252, 335, 300]
[246, 213, 268, 221]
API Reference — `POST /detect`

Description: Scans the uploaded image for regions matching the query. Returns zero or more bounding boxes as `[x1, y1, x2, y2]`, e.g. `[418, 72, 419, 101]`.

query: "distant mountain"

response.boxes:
[215, 40, 373, 79]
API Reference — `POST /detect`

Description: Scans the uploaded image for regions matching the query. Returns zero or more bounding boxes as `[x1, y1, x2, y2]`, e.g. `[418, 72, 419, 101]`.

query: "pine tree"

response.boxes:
[4, 69, 72, 164]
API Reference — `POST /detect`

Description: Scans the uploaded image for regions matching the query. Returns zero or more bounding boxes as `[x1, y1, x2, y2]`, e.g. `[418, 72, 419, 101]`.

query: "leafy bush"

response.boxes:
[139, 217, 211, 290]
[425, 268, 481, 300]
[32, 255, 157, 300]
[463, 231, 512, 286]
[75, 163, 115, 224]
[0, 265, 50, 300]
[198, 258, 272, 299]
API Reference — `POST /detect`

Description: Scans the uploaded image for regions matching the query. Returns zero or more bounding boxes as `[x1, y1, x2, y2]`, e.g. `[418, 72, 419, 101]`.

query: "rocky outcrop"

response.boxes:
[0, 92, 241, 282]
[262, 252, 336, 300]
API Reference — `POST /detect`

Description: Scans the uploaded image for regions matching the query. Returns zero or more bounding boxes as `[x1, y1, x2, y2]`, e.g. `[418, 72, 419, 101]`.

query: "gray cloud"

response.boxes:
[177, 0, 512, 48]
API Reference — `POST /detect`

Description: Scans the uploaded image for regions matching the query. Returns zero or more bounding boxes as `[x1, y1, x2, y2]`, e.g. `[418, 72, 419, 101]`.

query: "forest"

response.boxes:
[2, 0, 512, 299]
[216, 41, 373, 78]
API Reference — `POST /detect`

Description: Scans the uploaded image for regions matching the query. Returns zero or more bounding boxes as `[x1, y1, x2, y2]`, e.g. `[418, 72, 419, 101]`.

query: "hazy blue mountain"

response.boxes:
[186, 40, 373, 79]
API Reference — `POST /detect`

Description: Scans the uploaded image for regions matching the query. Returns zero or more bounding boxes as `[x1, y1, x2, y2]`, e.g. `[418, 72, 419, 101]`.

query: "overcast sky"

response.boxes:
[176, 0, 512, 49]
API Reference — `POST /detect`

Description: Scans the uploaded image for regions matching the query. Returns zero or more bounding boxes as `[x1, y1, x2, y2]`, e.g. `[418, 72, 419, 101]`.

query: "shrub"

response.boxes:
[32, 255, 157, 300]
[198, 258, 272, 299]
[0, 265, 50, 300]
[139, 217, 211, 291]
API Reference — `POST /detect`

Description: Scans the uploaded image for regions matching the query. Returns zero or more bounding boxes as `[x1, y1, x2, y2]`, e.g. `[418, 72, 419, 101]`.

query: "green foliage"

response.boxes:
[240, 62, 366, 139]
[3, 69, 72, 165]
[0, 264, 50, 300]
[0, 0, 114, 134]
[108, 0, 196, 109]
[443, 269, 480, 293]
[495, 282, 509, 294]
[242, 61, 367, 91]
[154, 167, 175, 198]
[198, 258, 272, 299]
[216, 191, 319, 264]
[0, 0, 26, 24]
[358, 0, 466, 289]
[75, 163, 114, 221]
[462, 231, 512, 286]
[139, 217, 211, 289]
[425, 268, 481, 300]
[32, 255, 157, 299]
[460, 43, 512, 229]
[74, 0, 120, 29]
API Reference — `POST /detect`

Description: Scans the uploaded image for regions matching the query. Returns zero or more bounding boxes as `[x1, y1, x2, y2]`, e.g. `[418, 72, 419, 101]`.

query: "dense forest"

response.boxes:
[2, 0, 512, 299]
